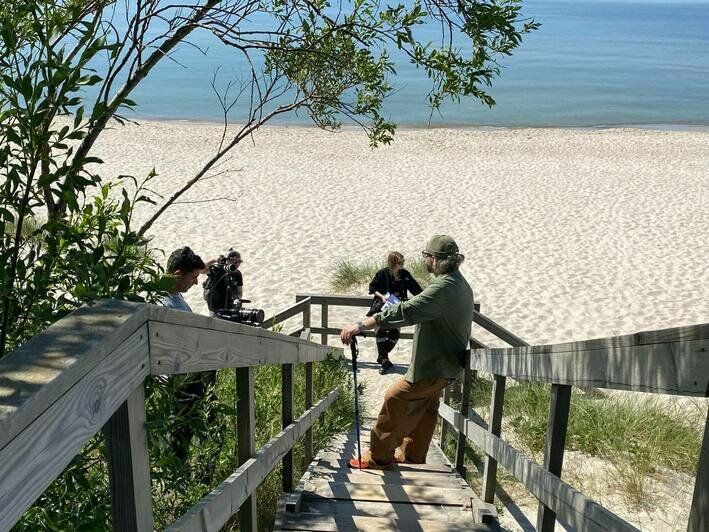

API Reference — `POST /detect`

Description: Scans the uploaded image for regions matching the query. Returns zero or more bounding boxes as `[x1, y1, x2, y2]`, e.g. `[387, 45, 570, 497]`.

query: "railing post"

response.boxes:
[303, 301, 314, 467]
[688, 411, 709, 532]
[282, 363, 294, 492]
[440, 383, 452, 451]
[454, 350, 472, 477]
[236, 367, 257, 532]
[103, 383, 153, 532]
[537, 383, 573, 532]
[321, 302, 328, 345]
[482, 374, 507, 503]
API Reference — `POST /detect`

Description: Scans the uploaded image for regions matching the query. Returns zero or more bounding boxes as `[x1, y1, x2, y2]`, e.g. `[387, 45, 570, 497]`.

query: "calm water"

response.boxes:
[117, 0, 709, 127]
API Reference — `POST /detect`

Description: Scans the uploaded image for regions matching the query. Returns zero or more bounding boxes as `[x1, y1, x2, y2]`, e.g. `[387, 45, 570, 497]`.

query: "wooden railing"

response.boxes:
[440, 320, 709, 532]
[0, 298, 340, 532]
[2, 294, 706, 532]
[293, 293, 708, 532]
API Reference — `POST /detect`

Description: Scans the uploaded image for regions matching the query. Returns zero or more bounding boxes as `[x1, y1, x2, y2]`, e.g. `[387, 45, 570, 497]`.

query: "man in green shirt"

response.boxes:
[340, 235, 474, 469]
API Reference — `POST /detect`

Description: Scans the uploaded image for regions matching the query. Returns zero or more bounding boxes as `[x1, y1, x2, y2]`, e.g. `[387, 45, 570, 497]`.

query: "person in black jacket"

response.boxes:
[367, 251, 423, 374]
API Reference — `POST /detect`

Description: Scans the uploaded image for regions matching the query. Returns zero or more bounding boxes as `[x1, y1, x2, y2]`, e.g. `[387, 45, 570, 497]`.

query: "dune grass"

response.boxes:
[462, 378, 703, 508]
[330, 258, 432, 293]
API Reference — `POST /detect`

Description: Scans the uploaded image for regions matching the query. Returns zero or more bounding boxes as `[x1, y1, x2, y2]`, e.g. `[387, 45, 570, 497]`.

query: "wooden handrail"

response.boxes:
[262, 297, 312, 329]
[0, 298, 342, 532]
[470, 323, 709, 396]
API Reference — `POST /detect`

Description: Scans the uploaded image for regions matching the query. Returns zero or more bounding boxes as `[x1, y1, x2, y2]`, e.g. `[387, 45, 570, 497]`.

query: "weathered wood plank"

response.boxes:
[302, 299, 314, 473]
[688, 412, 709, 532]
[472, 311, 529, 347]
[455, 350, 472, 476]
[635, 323, 709, 345]
[148, 317, 341, 374]
[167, 388, 340, 532]
[440, 382, 453, 449]
[312, 326, 415, 340]
[470, 339, 709, 396]
[236, 367, 257, 532]
[149, 304, 300, 342]
[296, 294, 372, 307]
[320, 303, 329, 345]
[0, 300, 148, 451]
[438, 403, 639, 532]
[310, 327, 486, 347]
[298, 498, 478, 522]
[103, 384, 153, 532]
[262, 298, 312, 329]
[303, 479, 470, 506]
[282, 363, 295, 493]
[482, 374, 506, 503]
[312, 454, 453, 474]
[537, 383, 572, 532]
[308, 469, 464, 487]
[275, 512, 483, 531]
[0, 326, 150, 531]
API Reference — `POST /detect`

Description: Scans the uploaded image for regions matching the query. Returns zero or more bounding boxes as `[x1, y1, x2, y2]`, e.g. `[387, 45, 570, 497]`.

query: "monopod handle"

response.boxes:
[350, 336, 359, 372]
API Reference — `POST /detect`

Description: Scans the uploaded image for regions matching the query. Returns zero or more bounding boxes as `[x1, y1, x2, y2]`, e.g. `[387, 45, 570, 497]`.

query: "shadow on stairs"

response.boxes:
[274, 419, 499, 531]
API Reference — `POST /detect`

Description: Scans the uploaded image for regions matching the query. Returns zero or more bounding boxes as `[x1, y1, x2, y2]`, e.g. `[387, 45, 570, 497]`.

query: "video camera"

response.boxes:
[203, 249, 264, 326]
[214, 299, 265, 326]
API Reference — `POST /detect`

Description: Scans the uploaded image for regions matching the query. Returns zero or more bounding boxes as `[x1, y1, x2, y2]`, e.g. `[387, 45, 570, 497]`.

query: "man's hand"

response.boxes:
[200, 258, 218, 274]
[380, 294, 388, 302]
[340, 323, 360, 345]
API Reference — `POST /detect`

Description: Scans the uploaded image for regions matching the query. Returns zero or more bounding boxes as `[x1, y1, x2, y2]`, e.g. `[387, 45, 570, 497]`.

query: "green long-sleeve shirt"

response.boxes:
[374, 269, 474, 382]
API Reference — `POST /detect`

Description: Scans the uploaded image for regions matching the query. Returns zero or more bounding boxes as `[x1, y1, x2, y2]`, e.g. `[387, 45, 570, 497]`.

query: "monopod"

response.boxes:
[350, 336, 363, 469]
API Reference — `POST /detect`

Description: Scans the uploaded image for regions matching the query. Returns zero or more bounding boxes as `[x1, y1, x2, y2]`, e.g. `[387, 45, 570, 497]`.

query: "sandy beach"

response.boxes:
[95, 120, 709, 343]
[95, 120, 708, 530]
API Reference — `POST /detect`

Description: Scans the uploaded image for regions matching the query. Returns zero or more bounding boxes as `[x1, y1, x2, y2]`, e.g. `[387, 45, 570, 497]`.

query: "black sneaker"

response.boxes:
[378, 360, 394, 375]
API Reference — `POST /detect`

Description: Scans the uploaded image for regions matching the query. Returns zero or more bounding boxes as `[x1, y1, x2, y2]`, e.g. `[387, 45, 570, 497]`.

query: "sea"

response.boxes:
[114, 0, 709, 128]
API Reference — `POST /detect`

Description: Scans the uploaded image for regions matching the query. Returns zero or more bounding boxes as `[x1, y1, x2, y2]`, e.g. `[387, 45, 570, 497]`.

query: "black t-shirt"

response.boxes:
[207, 269, 243, 311]
[366, 267, 422, 316]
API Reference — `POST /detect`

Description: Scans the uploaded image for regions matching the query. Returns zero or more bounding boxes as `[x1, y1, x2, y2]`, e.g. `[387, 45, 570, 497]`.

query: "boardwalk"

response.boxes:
[274, 419, 496, 531]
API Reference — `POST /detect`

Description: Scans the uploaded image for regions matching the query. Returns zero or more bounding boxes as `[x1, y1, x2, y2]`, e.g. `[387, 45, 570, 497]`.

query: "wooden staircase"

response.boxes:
[274, 420, 497, 531]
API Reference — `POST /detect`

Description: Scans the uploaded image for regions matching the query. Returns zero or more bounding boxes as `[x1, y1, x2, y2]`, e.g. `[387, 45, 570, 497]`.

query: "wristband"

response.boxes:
[356, 321, 365, 333]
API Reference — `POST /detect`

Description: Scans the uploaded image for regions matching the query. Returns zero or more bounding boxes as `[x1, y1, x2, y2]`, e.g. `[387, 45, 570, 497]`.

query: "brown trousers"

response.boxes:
[370, 377, 449, 466]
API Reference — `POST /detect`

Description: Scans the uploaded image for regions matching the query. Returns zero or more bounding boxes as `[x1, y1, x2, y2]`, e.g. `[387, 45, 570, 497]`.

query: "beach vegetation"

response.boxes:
[448, 377, 703, 509]
[331, 257, 433, 292]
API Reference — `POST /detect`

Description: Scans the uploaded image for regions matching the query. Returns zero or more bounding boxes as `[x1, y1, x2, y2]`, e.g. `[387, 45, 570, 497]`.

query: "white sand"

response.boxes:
[93, 120, 709, 530]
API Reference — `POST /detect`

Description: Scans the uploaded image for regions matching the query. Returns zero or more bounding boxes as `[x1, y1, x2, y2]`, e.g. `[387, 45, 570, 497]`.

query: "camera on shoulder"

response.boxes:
[203, 249, 264, 326]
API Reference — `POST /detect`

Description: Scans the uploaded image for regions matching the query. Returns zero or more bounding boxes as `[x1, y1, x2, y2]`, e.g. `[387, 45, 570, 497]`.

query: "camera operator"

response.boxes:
[160, 247, 219, 468]
[204, 249, 244, 314]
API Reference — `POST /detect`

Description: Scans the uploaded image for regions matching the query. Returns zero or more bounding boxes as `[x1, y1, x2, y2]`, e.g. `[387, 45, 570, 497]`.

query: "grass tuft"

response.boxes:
[330, 258, 432, 293]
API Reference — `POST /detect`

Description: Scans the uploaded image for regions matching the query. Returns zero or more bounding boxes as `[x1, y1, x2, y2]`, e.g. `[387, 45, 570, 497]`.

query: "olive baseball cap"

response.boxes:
[423, 234, 460, 259]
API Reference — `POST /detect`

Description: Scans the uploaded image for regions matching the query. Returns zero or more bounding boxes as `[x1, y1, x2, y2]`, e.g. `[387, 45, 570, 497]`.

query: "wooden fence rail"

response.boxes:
[0, 299, 342, 532]
[2, 295, 706, 532]
[293, 293, 708, 532]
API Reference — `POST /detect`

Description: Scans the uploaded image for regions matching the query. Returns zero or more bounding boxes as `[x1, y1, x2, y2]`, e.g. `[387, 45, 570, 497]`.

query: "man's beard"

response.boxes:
[425, 261, 434, 274]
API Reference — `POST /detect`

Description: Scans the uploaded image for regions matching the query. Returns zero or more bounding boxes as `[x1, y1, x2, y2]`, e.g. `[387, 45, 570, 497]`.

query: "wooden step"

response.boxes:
[313, 453, 454, 474]
[275, 512, 489, 531]
[298, 498, 481, 522]
[303, 480, 472, 506]
[309, 468, 464, 487]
